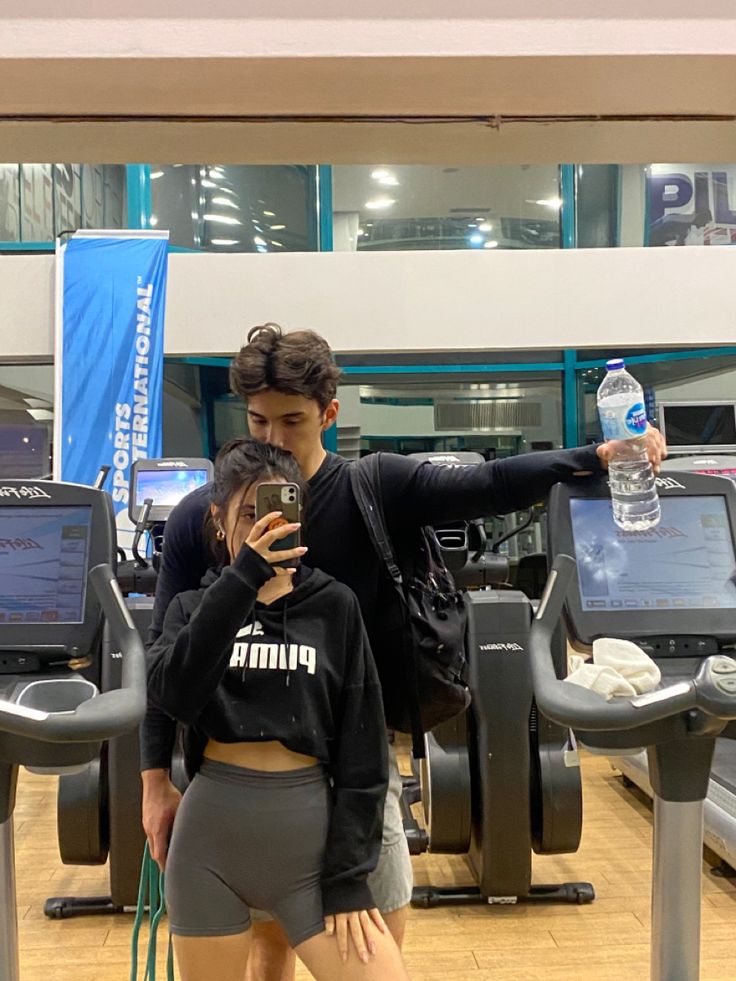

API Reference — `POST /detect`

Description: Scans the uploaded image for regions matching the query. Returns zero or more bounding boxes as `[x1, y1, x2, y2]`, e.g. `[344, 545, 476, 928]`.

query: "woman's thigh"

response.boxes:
[295, 926, 410, 981]
[173, 931, 251, 981]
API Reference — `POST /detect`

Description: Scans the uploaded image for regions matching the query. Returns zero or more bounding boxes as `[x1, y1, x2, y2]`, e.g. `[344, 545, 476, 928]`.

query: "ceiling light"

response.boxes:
[150, 171, 164, 180]
[211, 196, 239, 209]
[365, 197, 396, 210]
[208, 168, 225, 178]
[201, 179, 217, 189]
[21, 436, 30, 444]
[149, 215, 159, 227]
[210, 239, 239, 246]
[535, 197, 562, 209]
[203, 214, 241, 225]
[484, 240, 499, 249]
[271, 240, 284, 247]
[469, 233, 484, 246]
[371, 168, 400, 186]
[373, 170, 399, 187]
[253, 236, 267, 246]
[263, 210, 275, 217]
[478, 221, 493, 232]
[270, 224, 285, 230]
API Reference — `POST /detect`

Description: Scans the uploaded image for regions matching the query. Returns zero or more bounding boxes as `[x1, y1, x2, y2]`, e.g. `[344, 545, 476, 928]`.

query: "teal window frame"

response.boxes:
[172, 344, 736, 456]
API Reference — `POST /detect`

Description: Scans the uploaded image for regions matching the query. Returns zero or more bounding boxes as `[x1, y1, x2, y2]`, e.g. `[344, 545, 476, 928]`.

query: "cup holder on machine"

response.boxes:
[13, 677, 98, 714]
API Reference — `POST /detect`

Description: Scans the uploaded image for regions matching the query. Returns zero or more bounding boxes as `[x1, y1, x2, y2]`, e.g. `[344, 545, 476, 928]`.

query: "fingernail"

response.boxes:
[297, 546, 308, 552]
[342, 953, 348, 963]
[369, 943, 376, 955]
[361, 953, 369, 964]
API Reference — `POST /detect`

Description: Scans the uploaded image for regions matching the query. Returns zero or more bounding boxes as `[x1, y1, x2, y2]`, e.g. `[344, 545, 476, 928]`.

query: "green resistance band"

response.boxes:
[130, 843, 174, 981]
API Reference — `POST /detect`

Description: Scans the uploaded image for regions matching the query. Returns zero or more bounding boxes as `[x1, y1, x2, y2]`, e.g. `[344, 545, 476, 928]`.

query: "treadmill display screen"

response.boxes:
[0, 507, 92, 624]
[135, 468, 209, 507]
[663, 404, 736, 448]
[570, 497, 736, 612]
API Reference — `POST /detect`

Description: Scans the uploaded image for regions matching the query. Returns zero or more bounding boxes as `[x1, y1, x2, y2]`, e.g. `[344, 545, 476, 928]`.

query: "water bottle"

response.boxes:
[597, 359, 660, 531]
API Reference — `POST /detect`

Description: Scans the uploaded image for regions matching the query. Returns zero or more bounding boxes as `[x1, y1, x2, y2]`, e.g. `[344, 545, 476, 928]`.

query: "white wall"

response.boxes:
[657, 371, 736, 403]
[3, 247, 736, 360]
[3, 1, 736, 59]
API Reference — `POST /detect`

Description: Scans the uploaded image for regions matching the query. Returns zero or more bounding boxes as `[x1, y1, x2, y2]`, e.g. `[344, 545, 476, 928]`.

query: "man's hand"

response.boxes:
[141, 769, 182, 871]
[596, 423, 668, 474]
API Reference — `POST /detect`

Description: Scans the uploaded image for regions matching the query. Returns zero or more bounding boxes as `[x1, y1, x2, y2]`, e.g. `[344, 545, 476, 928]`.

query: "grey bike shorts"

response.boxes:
[165, 759, 331, 948]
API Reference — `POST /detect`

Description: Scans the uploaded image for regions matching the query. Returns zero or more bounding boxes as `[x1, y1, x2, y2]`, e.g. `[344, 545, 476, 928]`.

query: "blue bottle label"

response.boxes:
[625, 402, 648, 436]
[599, 400, 648, 440]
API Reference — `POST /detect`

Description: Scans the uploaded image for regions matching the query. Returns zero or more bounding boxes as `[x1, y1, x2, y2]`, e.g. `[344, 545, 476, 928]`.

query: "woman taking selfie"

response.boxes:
[147, 437, 409, 981]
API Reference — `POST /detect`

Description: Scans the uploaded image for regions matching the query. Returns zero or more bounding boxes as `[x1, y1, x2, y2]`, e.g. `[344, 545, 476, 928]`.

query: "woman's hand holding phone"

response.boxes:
[245, 511, 307, 576]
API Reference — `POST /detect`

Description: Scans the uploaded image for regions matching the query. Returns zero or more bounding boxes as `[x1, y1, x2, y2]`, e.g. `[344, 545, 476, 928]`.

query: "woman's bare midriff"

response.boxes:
[204, 738, 319, 771]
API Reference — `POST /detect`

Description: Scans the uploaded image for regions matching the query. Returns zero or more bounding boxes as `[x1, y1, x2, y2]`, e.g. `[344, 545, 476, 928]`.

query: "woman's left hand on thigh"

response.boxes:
[324, 908, 387, 963]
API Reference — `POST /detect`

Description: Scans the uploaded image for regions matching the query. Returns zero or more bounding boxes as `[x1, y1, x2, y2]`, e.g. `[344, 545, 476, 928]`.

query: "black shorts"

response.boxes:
[165, 759, 331, 948]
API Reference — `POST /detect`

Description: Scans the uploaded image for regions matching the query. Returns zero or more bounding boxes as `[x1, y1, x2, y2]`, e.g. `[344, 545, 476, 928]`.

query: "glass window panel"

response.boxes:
[3, 164, 124, 243]
[102, 166, 126, 229]
[19, 165, 54, 241]
[0, 166, 20, 241]
[617, 164, 736, 247]
[162, 362, 207, 457]
[331, 165, 561, 252]
[81, 164, 105, 229]
[53, 164, 82, 236]
[575, 164, 619, 248]
[0, 364, 54, 478]
[151, 165, 318, 252]
[338, 377, 563, 457]
[577, 353, 736, 445]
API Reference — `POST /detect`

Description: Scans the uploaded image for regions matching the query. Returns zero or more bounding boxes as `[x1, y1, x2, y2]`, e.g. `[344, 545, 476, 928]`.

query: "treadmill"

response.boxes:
[48, 457, 212, 917]
[0, 479, 146, 980]
[550, 467, 736, 873]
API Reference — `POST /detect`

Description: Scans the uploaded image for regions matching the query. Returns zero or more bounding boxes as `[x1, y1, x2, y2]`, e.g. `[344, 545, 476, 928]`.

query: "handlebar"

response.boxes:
[530, 555, 699, 732]
[0, 563, 146, 743]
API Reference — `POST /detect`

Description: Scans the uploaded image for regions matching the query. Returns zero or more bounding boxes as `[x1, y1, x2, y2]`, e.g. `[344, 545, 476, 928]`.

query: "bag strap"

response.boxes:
[349, 453, 403, 589]
[349, 454, 425, 757]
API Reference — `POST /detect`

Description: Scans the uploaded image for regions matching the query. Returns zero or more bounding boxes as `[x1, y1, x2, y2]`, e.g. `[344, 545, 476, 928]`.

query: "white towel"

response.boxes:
[566, 638, 661, 701]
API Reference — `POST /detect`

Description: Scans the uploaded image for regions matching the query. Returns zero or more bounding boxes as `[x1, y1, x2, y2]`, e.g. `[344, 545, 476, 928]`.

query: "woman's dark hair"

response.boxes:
[229, 323, 342, 411]
[206, 437, 307, 563]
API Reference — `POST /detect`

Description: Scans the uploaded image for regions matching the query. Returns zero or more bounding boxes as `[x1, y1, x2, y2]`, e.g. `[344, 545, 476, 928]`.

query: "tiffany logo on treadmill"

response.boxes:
[0, 485, 52, 500]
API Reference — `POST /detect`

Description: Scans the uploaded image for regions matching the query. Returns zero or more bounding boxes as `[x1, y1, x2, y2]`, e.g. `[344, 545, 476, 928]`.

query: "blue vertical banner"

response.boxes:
[54, 230, 169, 548]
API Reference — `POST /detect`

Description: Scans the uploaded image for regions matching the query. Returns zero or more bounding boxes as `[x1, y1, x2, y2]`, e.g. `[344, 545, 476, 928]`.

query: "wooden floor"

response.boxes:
[11, 752, 736, 981]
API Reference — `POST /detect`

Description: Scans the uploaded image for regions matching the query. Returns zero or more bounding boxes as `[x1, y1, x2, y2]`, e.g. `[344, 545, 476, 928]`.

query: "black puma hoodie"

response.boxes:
[146, 544, 388, 916]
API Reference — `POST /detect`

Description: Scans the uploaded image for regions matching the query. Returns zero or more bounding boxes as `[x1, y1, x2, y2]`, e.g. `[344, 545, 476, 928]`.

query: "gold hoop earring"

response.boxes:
[216, 526, 225, 542]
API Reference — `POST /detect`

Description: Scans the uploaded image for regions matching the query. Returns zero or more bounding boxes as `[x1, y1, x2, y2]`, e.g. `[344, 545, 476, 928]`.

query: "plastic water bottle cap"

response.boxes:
[606, 358, 625, 371]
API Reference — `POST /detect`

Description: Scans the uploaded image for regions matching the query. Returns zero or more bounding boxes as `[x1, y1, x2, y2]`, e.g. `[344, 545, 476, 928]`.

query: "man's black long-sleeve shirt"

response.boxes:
[141, 445, 603, 770]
